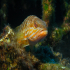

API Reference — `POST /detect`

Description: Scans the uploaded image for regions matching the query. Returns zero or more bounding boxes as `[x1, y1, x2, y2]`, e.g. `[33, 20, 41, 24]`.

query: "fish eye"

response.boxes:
[34, 22, 37, 28]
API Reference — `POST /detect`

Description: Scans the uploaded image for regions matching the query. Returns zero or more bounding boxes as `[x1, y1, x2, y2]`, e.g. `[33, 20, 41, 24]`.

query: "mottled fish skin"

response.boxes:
[15, 15, 48, 47]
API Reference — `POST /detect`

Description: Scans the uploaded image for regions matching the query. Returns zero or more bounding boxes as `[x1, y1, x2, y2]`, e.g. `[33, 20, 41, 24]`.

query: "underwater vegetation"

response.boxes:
[0, 0, 70, 70]
[0, 15, 70, 70]
[42, 0, 70, 46]
[0, 43, 70, 70]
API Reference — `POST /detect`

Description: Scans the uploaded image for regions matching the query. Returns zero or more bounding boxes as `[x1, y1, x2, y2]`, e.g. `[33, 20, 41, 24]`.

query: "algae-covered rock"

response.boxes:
[39, 63, 70, 70]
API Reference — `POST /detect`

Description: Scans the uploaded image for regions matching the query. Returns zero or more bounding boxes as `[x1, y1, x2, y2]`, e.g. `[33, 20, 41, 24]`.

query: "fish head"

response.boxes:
[28, 16, 48, 45]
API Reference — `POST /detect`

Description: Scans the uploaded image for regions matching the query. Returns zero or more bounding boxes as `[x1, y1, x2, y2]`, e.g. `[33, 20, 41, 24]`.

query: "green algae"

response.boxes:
[44, 4, 49, 11]
[39, 63, 70, 70]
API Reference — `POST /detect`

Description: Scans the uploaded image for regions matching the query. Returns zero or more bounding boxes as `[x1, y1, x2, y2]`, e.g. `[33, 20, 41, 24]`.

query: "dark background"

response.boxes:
[0, 0, 42, 28]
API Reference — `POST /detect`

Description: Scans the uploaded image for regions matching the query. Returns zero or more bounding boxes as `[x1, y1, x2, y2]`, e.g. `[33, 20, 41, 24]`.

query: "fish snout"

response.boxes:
[28, 29, 48, 45]
[38, 30, 48, 40]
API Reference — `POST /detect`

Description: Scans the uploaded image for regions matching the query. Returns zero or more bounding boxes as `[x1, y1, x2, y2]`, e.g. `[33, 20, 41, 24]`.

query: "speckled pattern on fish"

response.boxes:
[15, 15, 48, 47]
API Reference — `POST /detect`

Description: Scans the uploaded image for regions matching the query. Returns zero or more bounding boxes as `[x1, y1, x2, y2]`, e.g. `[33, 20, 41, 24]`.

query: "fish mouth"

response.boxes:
[28, 29, 48, 41]
[28, 29, 48, 45]
[39, 30, 48, 37]
[34, 29, 48, 42]
[35, 29, 48, 41]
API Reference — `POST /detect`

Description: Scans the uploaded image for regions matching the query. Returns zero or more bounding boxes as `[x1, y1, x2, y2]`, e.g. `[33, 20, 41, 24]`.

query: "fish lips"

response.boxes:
[28, 30, 48, 45]
[38, 30, 48, 40]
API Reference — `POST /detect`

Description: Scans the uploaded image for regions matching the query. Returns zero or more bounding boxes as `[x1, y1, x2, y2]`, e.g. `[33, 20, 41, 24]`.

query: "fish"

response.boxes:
[15, 15, 48, 47]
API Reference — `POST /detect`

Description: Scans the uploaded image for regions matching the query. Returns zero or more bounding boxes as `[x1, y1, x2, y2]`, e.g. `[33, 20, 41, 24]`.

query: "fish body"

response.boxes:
[15, 15, 48, 47]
